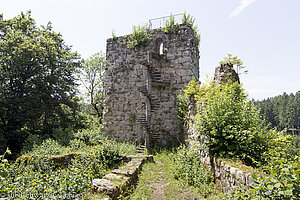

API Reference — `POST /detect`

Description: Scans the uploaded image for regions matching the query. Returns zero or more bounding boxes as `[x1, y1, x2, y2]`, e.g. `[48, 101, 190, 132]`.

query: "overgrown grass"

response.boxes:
[0, 129, 138, 199]
[124, 148, 221, 200]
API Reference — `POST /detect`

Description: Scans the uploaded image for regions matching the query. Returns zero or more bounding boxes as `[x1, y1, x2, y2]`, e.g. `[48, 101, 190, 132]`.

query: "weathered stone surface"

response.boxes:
[92, 179, 119, 194]
[214, 63, 240, 84]
[102, 24, 199, 147]
[92, 154, 153, 199]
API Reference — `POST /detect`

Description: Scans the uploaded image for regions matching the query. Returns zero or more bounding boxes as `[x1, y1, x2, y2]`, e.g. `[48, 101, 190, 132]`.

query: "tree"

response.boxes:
[193, 81, 271, 166]
[78, 53, 105, 123]
[0, 11, 81, 154]
[254, 91, 300, 133]
[220, 54, 248, 75]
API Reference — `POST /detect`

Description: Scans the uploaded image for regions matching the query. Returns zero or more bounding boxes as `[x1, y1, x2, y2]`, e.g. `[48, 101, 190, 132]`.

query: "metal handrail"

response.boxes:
[149, 13, 184, 29]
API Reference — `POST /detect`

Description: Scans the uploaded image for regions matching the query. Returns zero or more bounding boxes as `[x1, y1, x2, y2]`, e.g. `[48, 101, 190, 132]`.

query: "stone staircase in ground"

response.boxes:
[136, 145, 146, 154]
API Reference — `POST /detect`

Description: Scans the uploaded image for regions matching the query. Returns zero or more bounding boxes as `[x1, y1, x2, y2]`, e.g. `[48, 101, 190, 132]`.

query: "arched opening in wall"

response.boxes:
[154, 38, 164, 55]
[159, 43, 164, 55]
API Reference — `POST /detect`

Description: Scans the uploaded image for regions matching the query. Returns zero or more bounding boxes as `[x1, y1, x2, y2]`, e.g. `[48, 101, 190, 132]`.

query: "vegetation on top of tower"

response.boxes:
[181, 12, 201, 47]
[127, 24, 151, 49]
[125, 13, 201, 49]
[164, 12, 201, 47]
[220, 53, 248, 75]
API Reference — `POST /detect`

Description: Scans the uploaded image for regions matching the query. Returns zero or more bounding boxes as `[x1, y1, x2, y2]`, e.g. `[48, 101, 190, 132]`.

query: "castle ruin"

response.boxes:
[102, 24, 199, 147]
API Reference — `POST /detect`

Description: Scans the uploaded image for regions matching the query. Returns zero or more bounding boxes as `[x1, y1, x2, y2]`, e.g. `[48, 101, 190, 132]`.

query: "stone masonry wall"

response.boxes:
[185, 107, 255, 192]
[102, 24, 199, 147]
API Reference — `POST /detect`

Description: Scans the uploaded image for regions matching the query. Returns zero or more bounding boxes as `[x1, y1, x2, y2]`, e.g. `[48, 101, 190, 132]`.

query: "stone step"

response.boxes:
[151, 73, 161, 76]
[151, 134, 160, 138]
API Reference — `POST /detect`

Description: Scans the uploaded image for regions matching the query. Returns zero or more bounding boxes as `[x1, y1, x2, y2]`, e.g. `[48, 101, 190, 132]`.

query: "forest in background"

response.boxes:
[254, 91, 300, 134]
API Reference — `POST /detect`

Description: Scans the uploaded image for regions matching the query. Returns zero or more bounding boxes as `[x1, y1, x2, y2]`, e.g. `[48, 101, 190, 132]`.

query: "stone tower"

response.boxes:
[102, 24, 199, 147]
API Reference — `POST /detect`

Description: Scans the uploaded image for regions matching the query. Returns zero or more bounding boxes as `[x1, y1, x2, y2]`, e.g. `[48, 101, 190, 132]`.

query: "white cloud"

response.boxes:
[230, 0, 257, 18]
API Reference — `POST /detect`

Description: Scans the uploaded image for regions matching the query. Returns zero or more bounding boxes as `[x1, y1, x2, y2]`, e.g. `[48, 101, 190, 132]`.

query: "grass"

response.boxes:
[122, 148, 222, 200]
[24, 138, 138, 157]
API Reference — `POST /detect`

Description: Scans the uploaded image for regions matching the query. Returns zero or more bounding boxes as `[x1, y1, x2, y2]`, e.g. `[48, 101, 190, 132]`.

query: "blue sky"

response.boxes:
[1, 0, 300, 100]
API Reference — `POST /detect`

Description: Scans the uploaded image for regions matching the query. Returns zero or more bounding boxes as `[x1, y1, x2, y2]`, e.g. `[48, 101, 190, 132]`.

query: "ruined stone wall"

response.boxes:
[184, 65, 255, 192]
[185, 97, 255, 192]
[102, 24, 199, 147]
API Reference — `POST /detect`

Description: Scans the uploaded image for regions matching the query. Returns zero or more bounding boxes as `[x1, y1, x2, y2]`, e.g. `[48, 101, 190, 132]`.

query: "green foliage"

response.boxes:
[181, 12, 201, 47]
[226, 155, 300, 200]
[0, 155, 107, 199]
[0, 11, 82, 155]
[254, 91, 300, 132]
[0, 148, 11, 163]
[220, 54, 248, 75]
[164, 14, 179, 34]
[287, 135, 300, 156]
[197, 81, 284, 166]
[26, 131, 137, 157]
[179, 79, 291, 167]
[176, 78, 201, 122]
[127, 24, 150, 49]
[92, 141, 123, 169]
[176, 92, 189, 122]
[164, 13, 200, 47]
[183, 78, 201, 99]
[29, 139, 67, 155]
[78, 53, 106, 122]
[73, 127, 104, 146]
[173, 145, 215, 197]
[0, 136, 136, 199]
[178, 78, 299, 199]
[112, 29, 116, 40]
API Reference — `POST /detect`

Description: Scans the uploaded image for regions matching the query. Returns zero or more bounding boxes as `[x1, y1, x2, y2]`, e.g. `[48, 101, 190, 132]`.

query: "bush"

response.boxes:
[73, 128, 104, 146]
[29, 139, 67, 156]
[92, 140, 123, 169]
[226, 155, 300, 200]
[173, 145, 215, 197]
[182, 79, 288, 167]
[164, 14, 179, 34]
[0, 141, 124, 199]
[127, 24, 150, 49]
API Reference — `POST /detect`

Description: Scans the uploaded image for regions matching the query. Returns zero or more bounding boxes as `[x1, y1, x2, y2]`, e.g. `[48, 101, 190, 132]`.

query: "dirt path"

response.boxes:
[125, 150, 202, 200]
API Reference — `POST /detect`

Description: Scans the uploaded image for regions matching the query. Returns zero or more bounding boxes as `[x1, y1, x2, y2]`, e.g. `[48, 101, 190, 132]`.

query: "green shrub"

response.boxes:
[0, 142, 123, 199]
[190, 80, 285, 167]
[164, 14, 179, 34]
[181, 12, 201, 46]
[22, 134, 43, 153]
[68, 139, 87, 151]
[127, 24, 150, 48]
[176, 78, 201, 122]
[173, 145, 215, 197]
[92, 141, 123, 169]
[29, 139, 67, 155]
[73, 128, 104, 146]
[226, 155, 300, 200]
[287, 135, 300, 156]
